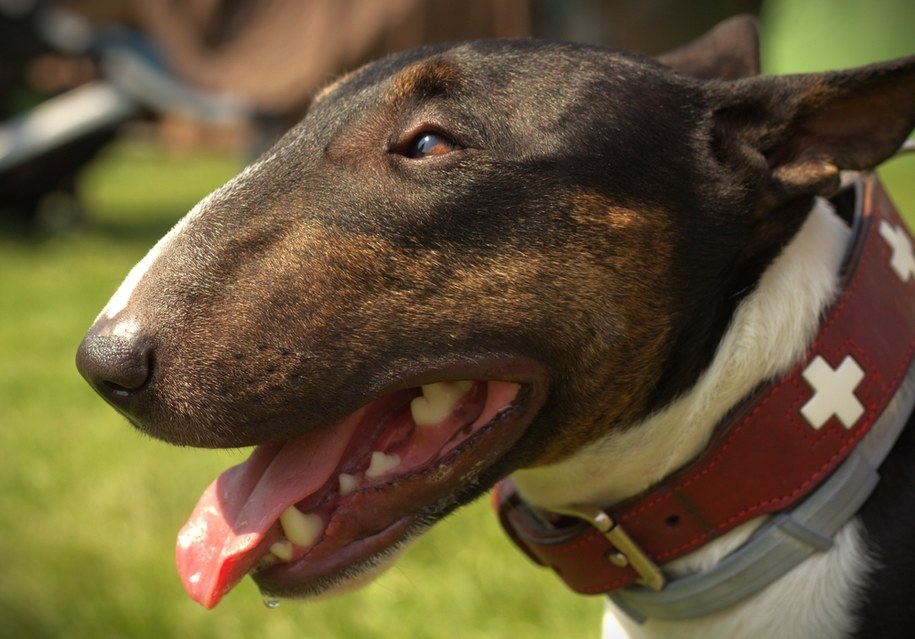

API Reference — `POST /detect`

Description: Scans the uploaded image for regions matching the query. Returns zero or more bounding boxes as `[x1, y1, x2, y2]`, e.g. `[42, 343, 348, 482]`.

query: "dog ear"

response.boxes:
[712, 56, 915, 207]
[658, 15, 760, 80]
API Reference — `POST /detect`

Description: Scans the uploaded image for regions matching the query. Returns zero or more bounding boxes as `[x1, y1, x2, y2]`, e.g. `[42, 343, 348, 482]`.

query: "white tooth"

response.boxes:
[270, 540, 295, 562]
[409, 381, 474, 426]
[278, 507, 323, 548]
[365, 451, 401, 478]
[338, 473, 359, 495]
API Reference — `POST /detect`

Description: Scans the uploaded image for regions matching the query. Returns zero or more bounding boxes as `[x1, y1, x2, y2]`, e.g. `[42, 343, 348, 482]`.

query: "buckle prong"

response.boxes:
[558, 504, 666, 592]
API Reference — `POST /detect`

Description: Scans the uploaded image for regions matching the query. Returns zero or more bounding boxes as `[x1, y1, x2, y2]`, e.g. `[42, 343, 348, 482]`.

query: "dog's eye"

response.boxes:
[404, 132, 456, 159]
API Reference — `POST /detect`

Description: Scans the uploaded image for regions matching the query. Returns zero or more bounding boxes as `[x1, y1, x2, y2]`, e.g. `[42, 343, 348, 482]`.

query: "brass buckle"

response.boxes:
[558, 504, 666, 592]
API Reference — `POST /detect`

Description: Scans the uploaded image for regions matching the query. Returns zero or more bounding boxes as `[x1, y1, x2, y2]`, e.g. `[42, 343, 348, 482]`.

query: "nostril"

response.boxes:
[76, 321, 154, 411]
[102, 377, 146, 397]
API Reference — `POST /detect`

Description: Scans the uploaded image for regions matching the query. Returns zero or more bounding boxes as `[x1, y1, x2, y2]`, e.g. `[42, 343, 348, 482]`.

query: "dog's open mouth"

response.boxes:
[176, 378, 537, 608]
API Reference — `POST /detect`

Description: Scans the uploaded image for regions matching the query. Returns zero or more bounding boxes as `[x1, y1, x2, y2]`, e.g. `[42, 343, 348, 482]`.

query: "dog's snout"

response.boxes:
[76, 318, 153, 416]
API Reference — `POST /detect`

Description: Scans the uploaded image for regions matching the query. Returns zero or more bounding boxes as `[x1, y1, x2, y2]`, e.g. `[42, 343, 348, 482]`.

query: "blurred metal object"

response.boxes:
[0, 1, 251, 221]
[0, 81, 132, 173]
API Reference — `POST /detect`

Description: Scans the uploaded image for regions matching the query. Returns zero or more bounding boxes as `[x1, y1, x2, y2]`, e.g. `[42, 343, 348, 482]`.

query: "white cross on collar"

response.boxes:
[879, 220, 915, 282]
[800, 355, 865, 430]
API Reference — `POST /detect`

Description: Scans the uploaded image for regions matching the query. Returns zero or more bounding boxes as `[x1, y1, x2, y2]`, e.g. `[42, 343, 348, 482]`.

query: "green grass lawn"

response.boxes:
[1, 6, 913, 636]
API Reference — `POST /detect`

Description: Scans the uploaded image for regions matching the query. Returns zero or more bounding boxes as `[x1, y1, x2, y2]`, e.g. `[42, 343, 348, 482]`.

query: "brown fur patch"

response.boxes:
[387, 58, 463, 103]
[524, 190, 675, 465]
[201, 187, 674, 468]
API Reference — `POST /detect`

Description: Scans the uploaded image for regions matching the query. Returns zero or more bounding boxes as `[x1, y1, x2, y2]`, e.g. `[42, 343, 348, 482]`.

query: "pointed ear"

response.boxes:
[712, 56, 915, 206]
[658, 15, 760, 80]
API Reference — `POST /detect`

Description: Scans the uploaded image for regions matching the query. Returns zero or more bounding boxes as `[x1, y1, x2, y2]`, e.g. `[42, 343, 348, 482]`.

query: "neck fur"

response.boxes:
[512, 197, 851, 520]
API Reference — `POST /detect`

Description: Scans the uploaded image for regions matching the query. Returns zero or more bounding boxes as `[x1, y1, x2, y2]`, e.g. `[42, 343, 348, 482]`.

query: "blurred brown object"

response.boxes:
[531, 0, 763, 54]
[63, 0, 531, 119]
[25, 54, 96, 93]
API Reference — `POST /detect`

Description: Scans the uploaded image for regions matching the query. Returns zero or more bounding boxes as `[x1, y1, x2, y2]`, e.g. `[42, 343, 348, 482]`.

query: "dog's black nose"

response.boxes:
[76, 318, 153, 417]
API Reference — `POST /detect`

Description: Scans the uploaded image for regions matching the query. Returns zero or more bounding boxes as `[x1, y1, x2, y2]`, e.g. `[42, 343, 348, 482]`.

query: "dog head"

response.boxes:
[76, 18, 915, 606]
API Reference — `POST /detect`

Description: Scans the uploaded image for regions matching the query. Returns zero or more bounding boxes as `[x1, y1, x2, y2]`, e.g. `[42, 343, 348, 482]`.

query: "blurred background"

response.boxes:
[1, 1, 913, 637]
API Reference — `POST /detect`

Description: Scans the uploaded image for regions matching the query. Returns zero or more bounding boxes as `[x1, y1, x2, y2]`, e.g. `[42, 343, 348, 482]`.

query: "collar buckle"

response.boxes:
[558, 504, 666, 592]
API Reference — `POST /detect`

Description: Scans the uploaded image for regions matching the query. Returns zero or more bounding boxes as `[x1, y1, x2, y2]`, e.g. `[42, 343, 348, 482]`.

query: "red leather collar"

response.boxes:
[495, 175, 915, 596]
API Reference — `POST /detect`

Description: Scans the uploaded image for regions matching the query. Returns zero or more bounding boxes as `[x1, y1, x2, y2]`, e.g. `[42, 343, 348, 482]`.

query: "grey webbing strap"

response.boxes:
[609, 361, 915, 623]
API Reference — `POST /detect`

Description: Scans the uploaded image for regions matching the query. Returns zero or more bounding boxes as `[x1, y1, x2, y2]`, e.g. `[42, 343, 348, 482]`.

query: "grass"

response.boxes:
[2, 8, 914, 637]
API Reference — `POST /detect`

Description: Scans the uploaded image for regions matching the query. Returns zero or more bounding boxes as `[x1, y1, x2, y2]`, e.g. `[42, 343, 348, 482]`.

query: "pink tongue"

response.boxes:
[175, 410, 365, 609]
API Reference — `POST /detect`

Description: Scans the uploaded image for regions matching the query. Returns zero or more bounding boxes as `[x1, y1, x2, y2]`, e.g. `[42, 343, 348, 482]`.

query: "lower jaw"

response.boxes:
[252, 514, 421, 599]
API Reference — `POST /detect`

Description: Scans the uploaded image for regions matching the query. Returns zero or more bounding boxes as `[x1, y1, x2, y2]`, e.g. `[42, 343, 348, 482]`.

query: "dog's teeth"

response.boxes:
[409, 381, 474, 426]
[365, 451, 401, 478]
[269, 540, 295, 562]
[338, 473, 359, 495]
[278, 507, 323, 548]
